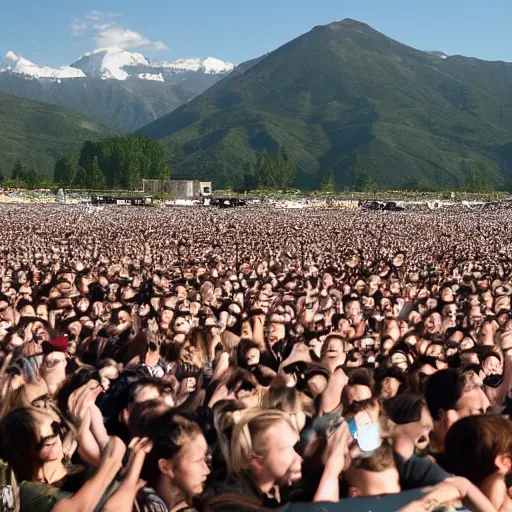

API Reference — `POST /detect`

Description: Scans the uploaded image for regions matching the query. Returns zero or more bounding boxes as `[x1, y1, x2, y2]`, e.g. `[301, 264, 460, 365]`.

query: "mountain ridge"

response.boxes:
[0, 90, 114, 179]
[0, 47, 235, 131]
[137, 19, 512, 190]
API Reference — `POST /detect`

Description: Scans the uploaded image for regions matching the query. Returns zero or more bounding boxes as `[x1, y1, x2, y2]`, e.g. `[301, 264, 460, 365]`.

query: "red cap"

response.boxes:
[42, 336, 69, 355]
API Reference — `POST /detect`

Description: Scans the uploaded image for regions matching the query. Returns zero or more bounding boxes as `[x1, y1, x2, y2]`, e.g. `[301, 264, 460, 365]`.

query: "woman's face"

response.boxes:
[323, 337, 344, 360]
[77, 298, 90, 313]
[482, 355, 502, 376]
[174, 317, 191, 334]
[169, 433, 211, 500]
[245, 347, 260, 366]
[36, 304, 49, 321]
[35, 412, 64, 464]
[117, 310, 131, 324]
[268, 321, 285, 344]
[184, 377, 197, 393]
[308, 338, 323, 359]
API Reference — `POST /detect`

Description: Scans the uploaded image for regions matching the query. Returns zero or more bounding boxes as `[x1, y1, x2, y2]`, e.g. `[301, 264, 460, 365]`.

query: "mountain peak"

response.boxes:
[72, 47, 149, 80]
[322, 18, 382, 36]
[0, 51, 86, 79]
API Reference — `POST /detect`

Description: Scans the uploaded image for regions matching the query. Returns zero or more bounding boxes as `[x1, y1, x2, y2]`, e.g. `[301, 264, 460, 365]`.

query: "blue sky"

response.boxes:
[1, 0, 510, 66]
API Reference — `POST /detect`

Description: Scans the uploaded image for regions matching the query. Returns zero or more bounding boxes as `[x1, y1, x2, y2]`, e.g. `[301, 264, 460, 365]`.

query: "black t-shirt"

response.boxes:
[280, 489, 426, 512]
[394, 452, 450, 490]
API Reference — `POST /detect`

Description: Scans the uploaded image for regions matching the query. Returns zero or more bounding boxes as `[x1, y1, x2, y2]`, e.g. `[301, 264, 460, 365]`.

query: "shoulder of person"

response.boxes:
[19, 481, 72, 512]
[137, 487, 169, 512]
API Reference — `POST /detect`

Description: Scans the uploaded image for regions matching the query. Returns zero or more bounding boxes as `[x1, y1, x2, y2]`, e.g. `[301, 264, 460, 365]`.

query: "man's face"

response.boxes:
[324, 337, 344, 360]
[245, 347, 260, 366]
[380, 377, 401, 399]
[176, 286, 187, 301]
[456, 387, 490, 418]
[349, 466, 401, 497]
[345, 300, 361, 318]
[257, 420, 302, 488]
[346, 384, 372, 405]
[396, 406, 433, 452]
[20, 304, 36, 317]
[425, 313, 442, 334]
[442, 304, 457, 320]
[36, 304, 49, 321]
[322, 273, 333, 289]
[134, 384, 161, 404]
[41, 352, 67, 393]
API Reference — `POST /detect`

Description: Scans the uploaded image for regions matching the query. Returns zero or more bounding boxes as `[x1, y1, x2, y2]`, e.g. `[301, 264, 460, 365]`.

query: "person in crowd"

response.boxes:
[445, 415, 512, 511]
[0, 200, 511, 511]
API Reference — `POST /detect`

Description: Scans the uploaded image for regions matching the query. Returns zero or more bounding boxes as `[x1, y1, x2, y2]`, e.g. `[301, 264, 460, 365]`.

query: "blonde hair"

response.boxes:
[262, 386, 315, 417]
[229, 408, 291, 474]
[212, 400, 247, 473]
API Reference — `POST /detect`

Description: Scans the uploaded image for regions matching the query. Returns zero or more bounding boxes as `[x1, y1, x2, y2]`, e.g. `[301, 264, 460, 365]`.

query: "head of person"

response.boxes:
[342, 368, 374, 408]
[0, 406, 67, 482]
[376, 367, 406, 400]
[262, 386, 315, 433]
[229, 408, 302, 492]
[425, 368, 490, 448]
[383, 394, 433, 453]
[237, 338, 261, 368]
[321, 334, 346, 365]
[445, 415, 512, 484]
[344, 443, 401, 497]
[121, 377, 166, 426]
[142, 411, 210, 503]
[40, 337, 69, 395]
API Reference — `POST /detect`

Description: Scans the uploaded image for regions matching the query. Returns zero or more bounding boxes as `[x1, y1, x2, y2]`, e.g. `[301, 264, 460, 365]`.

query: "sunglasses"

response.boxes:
[36, 421, 64, 451]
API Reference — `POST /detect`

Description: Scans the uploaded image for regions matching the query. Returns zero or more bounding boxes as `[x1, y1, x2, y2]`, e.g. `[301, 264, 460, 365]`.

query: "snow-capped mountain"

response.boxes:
[154, 56, 235, 74]
[0, 51, 86, 79]
[0, 47, 235, 82]
[0, 47, 235, 132]
[71, 47, 150, 80]
[70, 47, 235, 81]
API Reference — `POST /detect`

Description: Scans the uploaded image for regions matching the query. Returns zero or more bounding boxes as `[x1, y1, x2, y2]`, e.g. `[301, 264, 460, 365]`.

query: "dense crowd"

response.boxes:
[0, 203, 511, 511]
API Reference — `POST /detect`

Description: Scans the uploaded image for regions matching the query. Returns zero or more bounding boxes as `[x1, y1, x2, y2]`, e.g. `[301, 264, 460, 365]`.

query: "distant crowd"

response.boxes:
[0, 202, 511, 512]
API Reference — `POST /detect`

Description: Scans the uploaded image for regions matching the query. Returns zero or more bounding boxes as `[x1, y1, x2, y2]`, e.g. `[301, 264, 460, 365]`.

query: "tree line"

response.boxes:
[54, 135, 170, 189]
[1, 138, 509, 194]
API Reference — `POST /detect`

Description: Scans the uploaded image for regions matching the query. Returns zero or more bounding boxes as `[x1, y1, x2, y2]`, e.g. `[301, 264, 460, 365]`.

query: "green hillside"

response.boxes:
[0, 91, 114, 179]
[138, 19, 512, 190]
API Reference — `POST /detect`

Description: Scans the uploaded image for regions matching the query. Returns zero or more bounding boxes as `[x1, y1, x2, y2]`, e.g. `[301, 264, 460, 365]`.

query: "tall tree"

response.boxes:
[11, 159, 25, 181]
[87, 156, 107, 190]
[354, 168, 378, 191]
[54, 154, 79, 185]
[24, 168, 39, 189]
[73, 167, 88, 187]
[320, 169, 336, 192]
[257, 146, 297, 190]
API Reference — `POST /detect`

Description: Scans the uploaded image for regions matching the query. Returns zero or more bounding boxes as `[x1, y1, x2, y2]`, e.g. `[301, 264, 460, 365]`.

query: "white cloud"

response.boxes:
[85, 10, 102, 21]
[94, 26, 167, 51]
[71, 21, 88, 36]
[71, 11, 166, 51]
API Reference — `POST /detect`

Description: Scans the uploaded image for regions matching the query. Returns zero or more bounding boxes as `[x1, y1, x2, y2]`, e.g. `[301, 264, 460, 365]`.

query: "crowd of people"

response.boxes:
[0, 202, 511, 511]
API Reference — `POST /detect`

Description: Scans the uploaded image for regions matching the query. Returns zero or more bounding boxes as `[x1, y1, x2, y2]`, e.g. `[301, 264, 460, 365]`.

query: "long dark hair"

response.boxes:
[0, 407, 42, 482]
